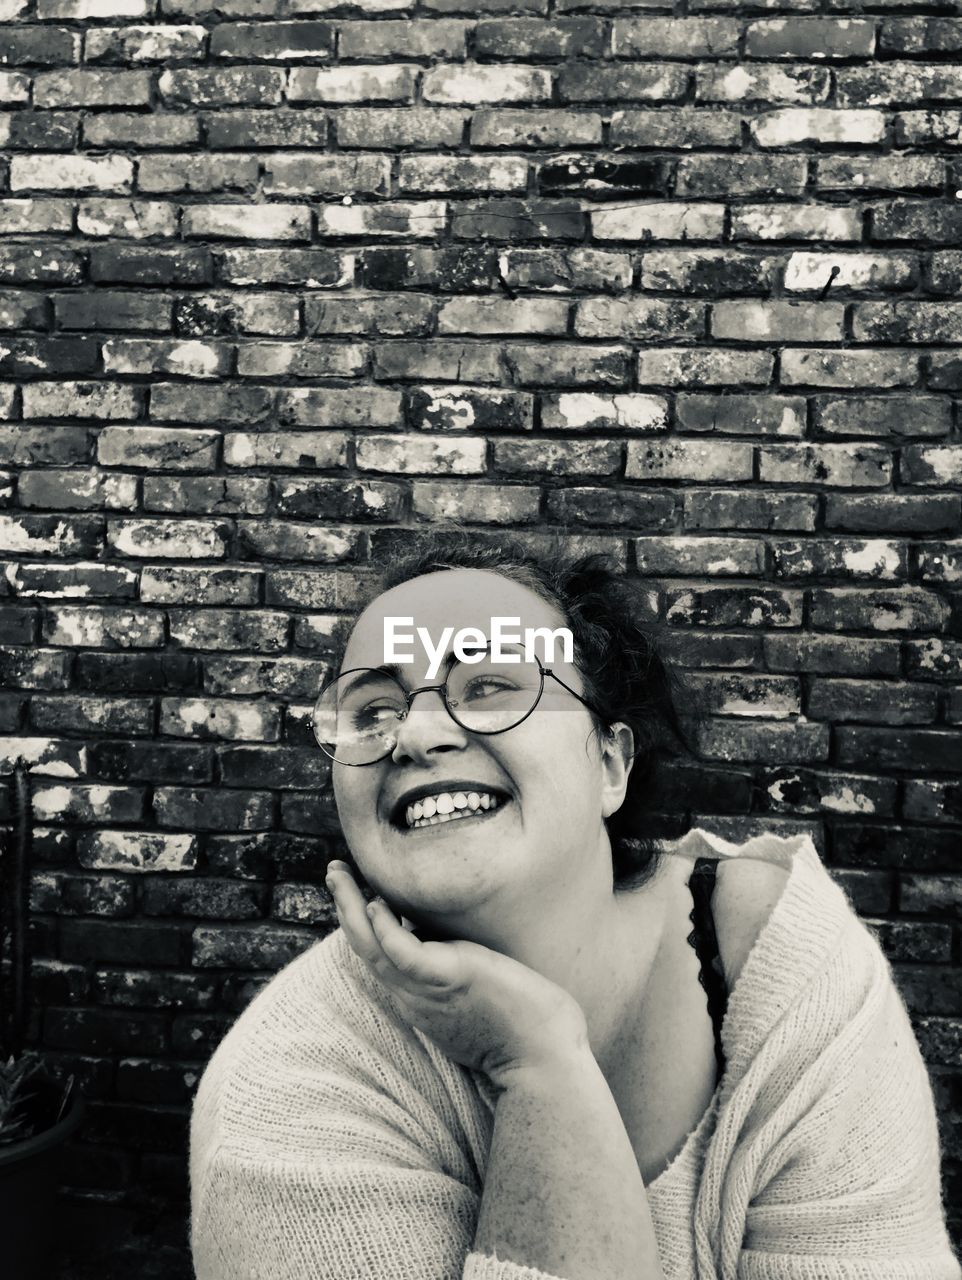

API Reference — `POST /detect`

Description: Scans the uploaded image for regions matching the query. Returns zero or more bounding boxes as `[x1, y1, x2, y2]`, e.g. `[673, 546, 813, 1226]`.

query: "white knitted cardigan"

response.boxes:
[190, 831, 961, 1280]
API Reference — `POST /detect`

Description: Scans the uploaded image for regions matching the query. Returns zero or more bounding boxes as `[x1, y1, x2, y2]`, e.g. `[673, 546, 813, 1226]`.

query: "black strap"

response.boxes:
[686, 857, 728, 1086]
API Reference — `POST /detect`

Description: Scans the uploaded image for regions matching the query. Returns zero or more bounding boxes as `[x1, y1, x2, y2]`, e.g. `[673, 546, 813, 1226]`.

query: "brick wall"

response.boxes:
[0, 0, 960, 1271]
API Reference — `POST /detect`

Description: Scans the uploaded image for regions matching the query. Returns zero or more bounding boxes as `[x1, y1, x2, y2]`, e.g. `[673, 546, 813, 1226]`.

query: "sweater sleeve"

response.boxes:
[733, 946, 961, 1280]
[189, 934, 569, 1280]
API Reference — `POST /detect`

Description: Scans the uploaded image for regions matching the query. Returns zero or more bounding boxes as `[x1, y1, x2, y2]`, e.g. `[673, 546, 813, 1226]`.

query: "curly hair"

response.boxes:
[325, 530, 693, 893]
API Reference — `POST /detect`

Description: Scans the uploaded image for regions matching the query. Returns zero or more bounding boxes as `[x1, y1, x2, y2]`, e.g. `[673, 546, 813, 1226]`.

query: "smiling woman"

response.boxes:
[189, 534, 961, 1280]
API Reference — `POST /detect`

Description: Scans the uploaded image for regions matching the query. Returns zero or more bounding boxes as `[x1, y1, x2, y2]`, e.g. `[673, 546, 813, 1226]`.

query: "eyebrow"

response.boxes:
[341, 640, 528, 692]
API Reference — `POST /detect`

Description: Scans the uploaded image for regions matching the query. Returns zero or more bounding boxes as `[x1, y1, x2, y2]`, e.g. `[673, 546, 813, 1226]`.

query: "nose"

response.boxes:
[390, 686, 468, 766]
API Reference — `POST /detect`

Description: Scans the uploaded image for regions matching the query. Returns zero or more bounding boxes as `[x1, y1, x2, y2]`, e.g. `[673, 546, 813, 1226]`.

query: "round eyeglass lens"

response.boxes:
[311, 654, 545, 765]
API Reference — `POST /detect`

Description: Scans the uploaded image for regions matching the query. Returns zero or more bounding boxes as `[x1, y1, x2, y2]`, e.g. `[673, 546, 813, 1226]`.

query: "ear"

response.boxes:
[599, 721, 636, 819]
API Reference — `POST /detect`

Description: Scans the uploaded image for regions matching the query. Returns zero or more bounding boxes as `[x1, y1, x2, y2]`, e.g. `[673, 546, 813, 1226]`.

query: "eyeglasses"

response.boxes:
[311, 652, 600, 766]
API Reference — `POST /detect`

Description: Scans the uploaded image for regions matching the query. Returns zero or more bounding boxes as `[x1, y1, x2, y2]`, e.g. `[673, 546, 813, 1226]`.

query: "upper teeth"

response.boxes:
[404, 791, 502, 829]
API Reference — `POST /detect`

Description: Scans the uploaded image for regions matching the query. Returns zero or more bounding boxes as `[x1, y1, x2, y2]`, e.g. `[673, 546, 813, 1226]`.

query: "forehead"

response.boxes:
[343, 568, 568, 668]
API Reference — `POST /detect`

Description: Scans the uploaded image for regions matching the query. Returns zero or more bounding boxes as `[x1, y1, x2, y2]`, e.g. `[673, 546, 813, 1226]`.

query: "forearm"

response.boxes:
[472, 1048, 665, 1280]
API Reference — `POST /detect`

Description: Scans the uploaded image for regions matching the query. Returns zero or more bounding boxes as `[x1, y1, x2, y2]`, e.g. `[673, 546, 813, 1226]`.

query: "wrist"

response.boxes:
[487, 1039, 599, 1097]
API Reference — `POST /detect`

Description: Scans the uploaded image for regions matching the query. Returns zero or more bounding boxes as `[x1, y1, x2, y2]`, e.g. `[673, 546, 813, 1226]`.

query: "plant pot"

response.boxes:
[0, 1077, 86, 1280]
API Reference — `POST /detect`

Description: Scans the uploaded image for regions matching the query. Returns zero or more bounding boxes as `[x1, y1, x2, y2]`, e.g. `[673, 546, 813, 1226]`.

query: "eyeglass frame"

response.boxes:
[311, 654, 606, 767]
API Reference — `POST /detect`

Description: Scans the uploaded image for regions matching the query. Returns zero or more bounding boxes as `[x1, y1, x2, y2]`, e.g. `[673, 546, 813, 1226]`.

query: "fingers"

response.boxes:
[367, 900, 452, 987]
[326, 863, 386, 972]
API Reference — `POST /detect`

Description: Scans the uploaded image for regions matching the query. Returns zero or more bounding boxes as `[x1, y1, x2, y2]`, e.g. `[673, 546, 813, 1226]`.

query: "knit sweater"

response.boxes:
[190, 829, 961, 1280]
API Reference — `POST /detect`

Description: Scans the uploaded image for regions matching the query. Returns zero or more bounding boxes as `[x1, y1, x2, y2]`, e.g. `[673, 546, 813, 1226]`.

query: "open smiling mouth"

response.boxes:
[394, 790, 510, 832]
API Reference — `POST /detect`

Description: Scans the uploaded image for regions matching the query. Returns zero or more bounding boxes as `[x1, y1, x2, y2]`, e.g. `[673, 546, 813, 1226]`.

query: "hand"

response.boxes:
[326, 862, 590, 1090]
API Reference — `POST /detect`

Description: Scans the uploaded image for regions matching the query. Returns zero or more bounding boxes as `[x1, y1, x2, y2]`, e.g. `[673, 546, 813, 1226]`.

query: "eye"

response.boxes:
[461, 676, 519, 701]
[351, 699, 404, 729]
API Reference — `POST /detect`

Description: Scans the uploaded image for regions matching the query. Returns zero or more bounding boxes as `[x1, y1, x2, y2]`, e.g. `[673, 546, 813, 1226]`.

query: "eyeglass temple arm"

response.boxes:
[542, 668, 605, 719]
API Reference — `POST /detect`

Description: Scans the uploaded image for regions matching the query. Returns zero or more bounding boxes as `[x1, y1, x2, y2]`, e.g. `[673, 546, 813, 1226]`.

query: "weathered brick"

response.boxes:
[838, 728, 962, 775]
[905, 639, 962, 682]
[399, 154, 528, 199]
[638, 348, 773, 388]
[750, 108, 885, 147]
[404, 385, 532, 432]
[746, 17, 875, 58]
[854, 302, 962, 345]
[17, 470, 137, 511]
[272, 883, 336, 928]
[209, 18, 332, 58]
[137, 153, 258, 193]
[359, 432, 487, 476]
[7, 562, 137, 602]
[168, 607, 290, 651]
[85, 23, 206, 62]
[90, 739, 211, 786]
[758, 768, 896, 819]
[0, 24, 78, 63]
[224, 431, 348, 470]
[696, 719, 829, 764]
[74, 651, 199, 695]
[810, 678, 938, 726]
[291, 65, 415, 103]
[575, 298, 705, 340]
[627, 439, 753, 483]
[425, 63, 551, 104]
[784, 252, 916, 293]
[262, 153, 388, 199]
[684, 489, 816, 532]
[634, 536, 764, 577]
[609, 108, 741, 149]
[140, 566, 260, 605]
[774, 538, 906, 581]
[495, 438, 620, 477]
[437, 296, 566, 336]
[32, 871, 135, 918]
[0, 735, 85, 777]
[503, 344, 629, 389]
[304, 294, 433, 335]
[765, 633, 900, 677]
[838, 63, 962, 108]
[45, 1009, 166, 1057]
[150, 382, 274, 424]
[559, 63, 686, 104]
[731, 205, 862, 242]
[676, 155, 806, 199]
[500, 248, 631, 294]
[98, 427, 219, 470]
[537, 156, 669, 201]
[102, 338, 231, 378]
[872, 201, 962, 245]
[904, 780, 962, 825]
[334, 108, 465, 149]
[11, 153, 133, 193]
[817, 154, 943, 195]
[816, 398, 950, 440]
[780, 350, 917, 390]
[32, 782, 144, 824]
[84, 112, 200, 148]
[56, 291, 173, 332]
[272, 478, 404, 522]
[362, 247, 492, 297]
[0, 289, 48, 329]
[0, 199, 73, 235]
[155, 786, 272, 831]
[0, 427, 93, 466]
[205, 109, 328, 149]
[928, 351, 962, 392]
[108, 519, 229, 559]
[545, 487, 674, 529]
[916, 540, 962, 584]
[263, 572, 353, 613]
[22, 381, 140, 422]
[181, 292, 301, 342]
[901, 446, 962, 488]
[371, 340, 496, 384]
[191, 924, 314, 970]
[472, 109, 602, 148]
[0, 513, 103, 557]
[79, 193, 177, 236]
[236, 521, 360, 564]
[158, 66, 284, 107]
[159, 697, 279, 743]
[276, 386, 399, 428]
[687, 672, 801, 719]
[541, 392, 665, 433]
[339, 19, 467, 58]
[592, 202, 724, 243]
[44, 606, 163, 649]
[641, 250, 777, 296]
[810, 588, 947, 633]
[30, 695, 152, 736]
[184, 203, 311, 242]
[825, 495, 960, 534]
[676, 395, 804, 437]
[413, 480, 539, 524]
[90, 244, 212, 285]
[143, 475, 270, 516]
[664, 586, 802, 628]
[6, 110, 79, 149]
[34, 70, 152, 109]
[895, 111, 962, 148]
[695, 63, 830, 105]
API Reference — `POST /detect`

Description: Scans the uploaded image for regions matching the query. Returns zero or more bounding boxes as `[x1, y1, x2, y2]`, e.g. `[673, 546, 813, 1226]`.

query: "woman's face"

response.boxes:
[331, 568, 633, 926]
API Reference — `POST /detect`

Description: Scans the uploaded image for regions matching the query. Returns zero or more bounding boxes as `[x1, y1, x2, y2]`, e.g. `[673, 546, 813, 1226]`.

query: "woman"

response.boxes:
[190, 535, 960, 1280]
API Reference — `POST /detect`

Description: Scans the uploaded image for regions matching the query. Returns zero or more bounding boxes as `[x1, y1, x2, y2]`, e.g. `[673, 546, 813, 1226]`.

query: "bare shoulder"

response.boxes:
[712, 856, 792, 990]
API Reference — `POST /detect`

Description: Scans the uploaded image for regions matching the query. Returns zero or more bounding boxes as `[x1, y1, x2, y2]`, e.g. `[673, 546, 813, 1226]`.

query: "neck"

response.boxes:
[409, 854, 675, 1068]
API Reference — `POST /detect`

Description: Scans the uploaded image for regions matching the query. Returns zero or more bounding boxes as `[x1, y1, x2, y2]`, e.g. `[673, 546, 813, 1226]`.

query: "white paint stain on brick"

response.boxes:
[424, 64, 551, 105]
[168, 341, 225, 378]
[841, 540, 901, 578]
[752, 108, 885, 148]
[822, 786, 875, 814]
[78, 829, 198, 872]
[0, 738, 85, 777]
[425, 394, 475, 428]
